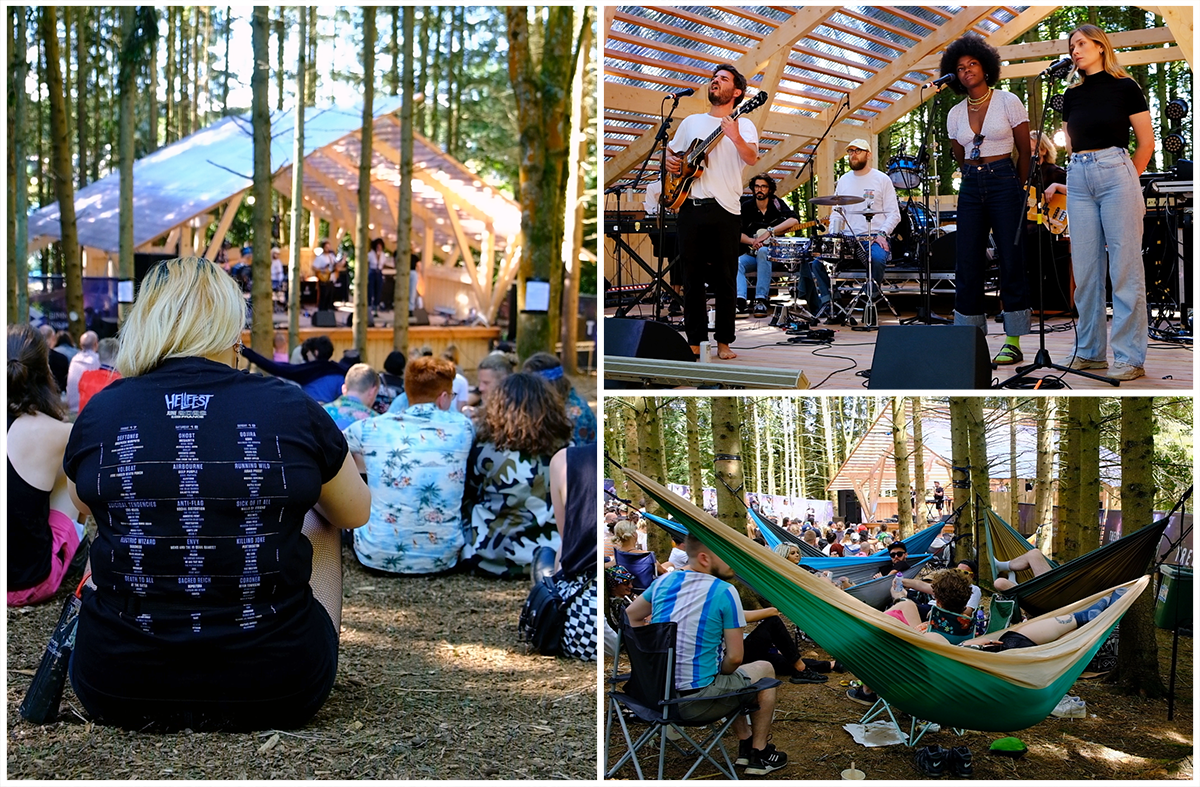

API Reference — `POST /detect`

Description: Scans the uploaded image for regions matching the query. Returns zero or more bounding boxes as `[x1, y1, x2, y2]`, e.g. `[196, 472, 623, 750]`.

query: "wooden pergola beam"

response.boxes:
[1150, 6, 1193, 67]
[202, 191, 246, 260]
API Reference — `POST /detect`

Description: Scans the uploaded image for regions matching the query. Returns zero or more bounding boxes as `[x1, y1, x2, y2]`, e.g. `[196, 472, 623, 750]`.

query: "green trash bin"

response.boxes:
[1154, 564, 1193, 630]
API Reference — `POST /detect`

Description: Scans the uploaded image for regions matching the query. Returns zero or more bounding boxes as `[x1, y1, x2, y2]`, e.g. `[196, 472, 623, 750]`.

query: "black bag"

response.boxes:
[20, 592, 82, 723]
[518, 575, 593, 656]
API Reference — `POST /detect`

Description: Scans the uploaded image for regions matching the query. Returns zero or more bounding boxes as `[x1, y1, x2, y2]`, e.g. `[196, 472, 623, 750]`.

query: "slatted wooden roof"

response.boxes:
[604, 5, 1191, 198]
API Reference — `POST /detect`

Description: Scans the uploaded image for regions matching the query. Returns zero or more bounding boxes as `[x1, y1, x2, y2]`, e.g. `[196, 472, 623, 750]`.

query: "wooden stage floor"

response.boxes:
[604, 300, 1193, 391]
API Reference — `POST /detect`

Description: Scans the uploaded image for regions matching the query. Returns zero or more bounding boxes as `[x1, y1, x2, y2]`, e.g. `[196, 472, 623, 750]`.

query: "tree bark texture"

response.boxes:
[685, 398, 704, 509]
[287, 8, 307, 356]
[8, 8, 29, 323]
[711, 398, 746, 537]
[1033, 397, 1055, 552]
[117, 7, 136, 324]
[249, 6, 273, 354]
[560, 8, 591, 375]
[912, 397, 926, 528]
[353, 7, 375, 356]
[949, 397, 972, 567]
[965, 397, 989, 558]
[892, 398, 912, 538]
[1078, 397, 1102, 557]
[392, 6, 414, 354]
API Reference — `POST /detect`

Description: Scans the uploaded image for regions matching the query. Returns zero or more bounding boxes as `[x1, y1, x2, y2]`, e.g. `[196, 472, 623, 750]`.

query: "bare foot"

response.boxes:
[717, 343, 737, 359]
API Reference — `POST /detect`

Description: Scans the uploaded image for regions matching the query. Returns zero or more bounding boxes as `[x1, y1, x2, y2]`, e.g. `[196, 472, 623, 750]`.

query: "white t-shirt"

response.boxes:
[827, 168, 901, 237]
[451, 372, 469, 412]
[670, 112, 759, 215]
[270, 257, 284, 283]
[367, 250, 386, 272]
[946, 89, 1028, 159]
[668, 546, 689, 570]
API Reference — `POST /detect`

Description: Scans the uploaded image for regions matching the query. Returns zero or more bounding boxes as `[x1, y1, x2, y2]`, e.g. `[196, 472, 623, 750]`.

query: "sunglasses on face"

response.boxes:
[889, 552, 905, 558]
[970, 133, 985, 161]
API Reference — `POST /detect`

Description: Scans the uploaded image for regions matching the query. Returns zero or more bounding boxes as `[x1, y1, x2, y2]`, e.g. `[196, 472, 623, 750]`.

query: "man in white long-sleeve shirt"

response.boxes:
[825, 139, 900, 291]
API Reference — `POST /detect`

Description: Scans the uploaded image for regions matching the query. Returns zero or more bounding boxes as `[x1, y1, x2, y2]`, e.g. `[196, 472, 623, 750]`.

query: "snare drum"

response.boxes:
[887, 155, 923, 190]
[816, 234, 855, 260]
[767, 237, 813, 267]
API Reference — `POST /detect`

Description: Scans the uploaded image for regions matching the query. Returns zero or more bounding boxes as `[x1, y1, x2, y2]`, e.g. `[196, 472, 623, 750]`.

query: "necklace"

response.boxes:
[967, 87, 992, 106]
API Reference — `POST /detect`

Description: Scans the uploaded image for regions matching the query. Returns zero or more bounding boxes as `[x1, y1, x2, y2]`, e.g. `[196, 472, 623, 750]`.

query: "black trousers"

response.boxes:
[677, 200, 739, 347]
[743, 615, 832, 675]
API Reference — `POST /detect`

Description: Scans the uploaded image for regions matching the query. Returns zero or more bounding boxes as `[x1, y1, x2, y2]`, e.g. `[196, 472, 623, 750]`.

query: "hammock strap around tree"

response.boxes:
[621, 465, 1148, 733]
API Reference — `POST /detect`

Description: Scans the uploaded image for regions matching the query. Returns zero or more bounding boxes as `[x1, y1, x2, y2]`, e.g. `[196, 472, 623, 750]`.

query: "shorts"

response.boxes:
[978, 630, 1038, 652]
[7, 510, 82, 607]
[677, 669, 755, 722]
[885, 605, 917, 627]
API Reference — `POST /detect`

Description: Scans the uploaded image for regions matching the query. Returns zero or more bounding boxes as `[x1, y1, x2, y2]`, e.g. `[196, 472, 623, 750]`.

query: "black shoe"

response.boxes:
[831, 660, 846, 673]
[735, 737, 752, 767]
[736, 297, 749, 314]
[846, 687, 878, 706]
[790, 668, 828, 684]
[745, 743, 788, 775]
[915, 745, 948, 778]
[752, 298, 770, 318]
[949, 746, 973, 778]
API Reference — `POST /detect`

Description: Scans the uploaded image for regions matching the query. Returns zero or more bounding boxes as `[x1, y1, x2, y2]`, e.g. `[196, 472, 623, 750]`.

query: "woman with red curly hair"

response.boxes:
[462, 372, 572, 578]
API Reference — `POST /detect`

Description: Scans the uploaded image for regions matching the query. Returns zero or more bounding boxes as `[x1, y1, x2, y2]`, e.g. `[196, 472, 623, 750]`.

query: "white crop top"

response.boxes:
[946, 90, 1028, 158]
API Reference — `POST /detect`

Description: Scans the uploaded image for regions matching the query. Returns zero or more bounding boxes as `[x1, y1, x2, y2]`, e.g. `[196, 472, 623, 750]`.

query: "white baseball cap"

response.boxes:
[845, 138, 871, 153]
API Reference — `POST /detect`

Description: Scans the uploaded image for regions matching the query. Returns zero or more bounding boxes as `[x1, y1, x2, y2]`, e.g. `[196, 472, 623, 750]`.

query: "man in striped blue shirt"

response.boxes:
[625, 535, 789, 775]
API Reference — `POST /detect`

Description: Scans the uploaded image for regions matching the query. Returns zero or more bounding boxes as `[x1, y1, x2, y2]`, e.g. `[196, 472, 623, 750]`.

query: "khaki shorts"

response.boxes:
[677, 669, 754, 722]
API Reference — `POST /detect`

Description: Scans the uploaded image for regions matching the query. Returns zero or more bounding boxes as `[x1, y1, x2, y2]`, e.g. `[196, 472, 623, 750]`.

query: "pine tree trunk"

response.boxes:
[892, 397, 912, 537]
[685, 398, 704, 508]
[711, 397, 746, 535]
[912, 397, 926, 526]
[353, 7, 376, 356]
[822, 397, 836, 501]
[429, 8, 442, 140]
[274, 7, 285, 110]
[416, 8, 430, 134]
[1114, 396, 1164, 696]
[75, 7, 88, 186]
[966, 397, 990, 543]
[117, 7, 136, 324]
[8, 8, 30, 323]
[1078, 397, 1102, 556]
[306, 8, 317, 106]
[287, 8, 308, 356]
[165, 7, 174, 143]
[623, 397, 643, 504]
[1033, 397, 1055, 551]
[1009, 397, 1020, 527]
[249, 7, 273, 354]
[42, 7, 84, 339]
[200, 7, 211, 126]
[949, 397, 972, 565]
[1056, 397, 1082, 561]
[388, 7, 399, 96]
[559, 9, 590, 376]
[147, 12, 158, 153]
[393, 7, 414, 354]
[752, 399, 763, 494]
[222, 6, 231, 113]
[190, 6, 200, 132]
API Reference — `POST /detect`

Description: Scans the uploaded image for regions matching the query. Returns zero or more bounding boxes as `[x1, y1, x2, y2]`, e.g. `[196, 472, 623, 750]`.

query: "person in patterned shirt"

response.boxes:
[322, 364, 380, 430]
[344, 356, 475, 575]
[522, 352, 595, 446]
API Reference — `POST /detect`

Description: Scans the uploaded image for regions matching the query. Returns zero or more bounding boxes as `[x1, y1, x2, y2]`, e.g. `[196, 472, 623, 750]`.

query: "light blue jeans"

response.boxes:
[737, 248, 772, 300]
[1066, 147, 1147, 367]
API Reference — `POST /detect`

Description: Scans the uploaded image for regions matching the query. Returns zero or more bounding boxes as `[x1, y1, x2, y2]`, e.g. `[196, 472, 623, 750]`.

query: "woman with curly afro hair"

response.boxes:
[938, 33, 1032, 366]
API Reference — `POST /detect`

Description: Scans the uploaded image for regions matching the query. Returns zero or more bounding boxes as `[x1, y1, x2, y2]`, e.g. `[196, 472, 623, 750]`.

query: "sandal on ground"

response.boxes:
[992, 344, 1023, 365]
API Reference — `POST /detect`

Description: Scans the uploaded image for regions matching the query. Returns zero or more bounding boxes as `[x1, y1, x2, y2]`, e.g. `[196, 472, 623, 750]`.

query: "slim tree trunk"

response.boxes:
[1032, 397, 1055, 550]
[892, 398, 912, 538]
[147, 13, 158, 153]
[274, 7, 285, 110]
[685, 398, 704, 508]
[416, 7, 430, 134]
[1115, 397, 1163, 697]
[393, 7, 414, 353]
[388, 7, 399, 96]
[912, 397, 926, 526]
[623, 397, 643, 506]
[222, 6, 231, 113]
[287, 8, 307, 356]
[165, 7, 174, 143]
[9, 8, 30, 322]
[822, 397, 836, 501]
[1078, 397, 1102, 556]
[75, 7, 88, 186]
[1056, 397, 1083, 561]
[118, 7, 136, 323]
[191, 6, 201, 131]
[305, 8, 317, 106]
[560, 10, 590, 375]
[353, 7, 375, 356]
[752, 399, 763, 494]
[429, 8, 442, 140]
[949, 397, 972, 566]
[250, 6, 273, 354]
[1009, 397, 1020, 527]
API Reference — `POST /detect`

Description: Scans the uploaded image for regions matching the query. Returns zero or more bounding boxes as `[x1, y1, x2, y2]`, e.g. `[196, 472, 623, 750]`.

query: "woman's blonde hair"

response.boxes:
[1066, 25, 1129, 87]
[1030, 131, 1058, 163]
[116, 257, 246, 377]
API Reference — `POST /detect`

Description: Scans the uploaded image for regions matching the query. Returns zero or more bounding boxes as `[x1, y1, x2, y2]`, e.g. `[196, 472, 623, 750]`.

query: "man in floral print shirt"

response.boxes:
[322, 363, 380, 430]
[343, 356, 475, 574]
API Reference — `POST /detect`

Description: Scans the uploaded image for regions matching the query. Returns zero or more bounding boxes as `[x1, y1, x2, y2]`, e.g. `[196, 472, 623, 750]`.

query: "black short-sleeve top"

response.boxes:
[64, 356, 347, 637]
[1062, 71, 1150, 152]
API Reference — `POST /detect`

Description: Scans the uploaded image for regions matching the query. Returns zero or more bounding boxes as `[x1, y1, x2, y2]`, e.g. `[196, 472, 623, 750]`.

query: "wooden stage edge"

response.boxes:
[241, 324, 501, 373]
[603, 310, 1193, 392]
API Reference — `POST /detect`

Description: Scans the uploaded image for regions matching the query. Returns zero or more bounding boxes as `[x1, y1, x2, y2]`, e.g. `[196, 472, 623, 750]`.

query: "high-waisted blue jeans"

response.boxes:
[953, 158, 1030, 336]
[1066, 147, 1147, 367]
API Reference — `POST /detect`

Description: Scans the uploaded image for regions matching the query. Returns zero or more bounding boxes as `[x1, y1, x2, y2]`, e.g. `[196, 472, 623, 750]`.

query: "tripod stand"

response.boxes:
[900, 84, 951, 325]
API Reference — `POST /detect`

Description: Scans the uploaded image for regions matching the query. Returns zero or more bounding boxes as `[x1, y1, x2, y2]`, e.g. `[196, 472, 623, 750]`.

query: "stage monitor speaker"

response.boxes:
[412, 306, 430, 326]
[312, 310, 338, 328]
[868, 325, 990, 389]
[605, 317, 695, 362]
[836, 489, 861, 524]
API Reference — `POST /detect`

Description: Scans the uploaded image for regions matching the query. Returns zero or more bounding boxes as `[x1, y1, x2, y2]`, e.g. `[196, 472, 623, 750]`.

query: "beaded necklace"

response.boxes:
[967, 87, 993, 112]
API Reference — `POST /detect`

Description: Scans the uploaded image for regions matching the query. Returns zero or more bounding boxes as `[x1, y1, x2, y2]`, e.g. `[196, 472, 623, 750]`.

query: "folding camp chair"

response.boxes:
[605, 621, 780, 780]
[614, 549, 659, 593]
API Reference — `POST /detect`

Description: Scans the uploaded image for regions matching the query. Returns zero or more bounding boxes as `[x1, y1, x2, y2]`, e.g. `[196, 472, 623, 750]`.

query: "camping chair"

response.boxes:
[605, 620, 780, 780]
[614, 549, 659, 593]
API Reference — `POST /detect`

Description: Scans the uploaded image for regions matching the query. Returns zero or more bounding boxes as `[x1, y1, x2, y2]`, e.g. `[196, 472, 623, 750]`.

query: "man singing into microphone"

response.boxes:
[665, 64, 759, 360]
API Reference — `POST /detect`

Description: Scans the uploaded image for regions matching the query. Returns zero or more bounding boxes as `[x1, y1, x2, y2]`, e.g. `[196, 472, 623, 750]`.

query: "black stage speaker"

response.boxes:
[836, 490, 861, 524]
[605, 317, 696, 362]
[1025, 229, 1073, 313]
[312, 310, 338, 328]
[868, 325, 990, 389]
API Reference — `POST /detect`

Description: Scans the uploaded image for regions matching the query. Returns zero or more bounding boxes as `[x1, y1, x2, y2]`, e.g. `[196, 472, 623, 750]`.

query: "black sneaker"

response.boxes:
[745, 743, 788, 775]
[915, 745, 948, 777]
[790, 668, 828, 684]
[736, 297, 749, 314]
[846, 687, 878, 705]
[735, 737, 752, 767]
[950, 746, 973, 778]
[752, 298, 770, 318]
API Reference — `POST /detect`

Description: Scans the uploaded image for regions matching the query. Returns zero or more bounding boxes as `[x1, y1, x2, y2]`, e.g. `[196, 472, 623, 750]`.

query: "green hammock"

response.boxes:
[984, 506, 1171, 624]
[624, 467, 1148, 733]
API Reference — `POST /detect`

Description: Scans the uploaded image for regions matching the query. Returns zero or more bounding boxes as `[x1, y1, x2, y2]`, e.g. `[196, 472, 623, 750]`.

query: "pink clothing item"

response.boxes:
[7, 510, 81, 607]
[884, 606, 916, 627]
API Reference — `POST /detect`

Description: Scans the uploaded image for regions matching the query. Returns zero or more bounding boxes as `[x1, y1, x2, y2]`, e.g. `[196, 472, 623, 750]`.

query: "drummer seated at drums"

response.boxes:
[825, 139, 901, 294]
[737, 174, 802, 318]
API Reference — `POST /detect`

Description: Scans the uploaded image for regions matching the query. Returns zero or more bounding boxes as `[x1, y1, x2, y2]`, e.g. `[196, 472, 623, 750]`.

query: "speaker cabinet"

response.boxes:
[604, 317, 696, 362]
[868, 325, 990, 389]
[836, 489, 861, 524]
[312, 310, 339, 328]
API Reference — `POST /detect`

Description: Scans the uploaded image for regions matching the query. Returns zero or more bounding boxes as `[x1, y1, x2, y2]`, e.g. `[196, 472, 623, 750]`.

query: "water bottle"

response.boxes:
[19, 593, 82, 723]
[975, 607, 987, 636]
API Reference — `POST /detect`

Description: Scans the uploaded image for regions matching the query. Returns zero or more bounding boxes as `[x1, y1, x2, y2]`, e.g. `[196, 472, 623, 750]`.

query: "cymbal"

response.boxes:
[810, 194, 864, 206]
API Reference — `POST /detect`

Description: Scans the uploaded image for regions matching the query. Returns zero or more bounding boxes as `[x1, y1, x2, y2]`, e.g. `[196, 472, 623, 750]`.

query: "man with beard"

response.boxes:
[665, 64, 759, 360]
[737, 173, 801, 317]
[624, 535, 789, 775]
[825, 139, 900, 301]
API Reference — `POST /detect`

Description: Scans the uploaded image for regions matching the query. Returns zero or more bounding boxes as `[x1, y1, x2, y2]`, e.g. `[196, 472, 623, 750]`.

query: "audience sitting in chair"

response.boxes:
[624, 535, 790, 776]
[612, 520, 666, 587]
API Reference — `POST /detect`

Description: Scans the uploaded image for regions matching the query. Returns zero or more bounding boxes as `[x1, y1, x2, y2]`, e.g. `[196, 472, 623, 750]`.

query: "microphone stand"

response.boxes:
[1000, 62, 1118, 387]
[792, 94, 851, 318]
[902, 83, 951, 324]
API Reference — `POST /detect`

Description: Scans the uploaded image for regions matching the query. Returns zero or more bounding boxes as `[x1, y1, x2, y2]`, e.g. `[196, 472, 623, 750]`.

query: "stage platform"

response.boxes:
[603, 299, 1193, 391]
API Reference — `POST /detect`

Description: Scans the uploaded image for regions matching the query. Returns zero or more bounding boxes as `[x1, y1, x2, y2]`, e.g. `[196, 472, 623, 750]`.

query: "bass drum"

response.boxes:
[890, 203, 937, 265]
[929, 230, 999, 272]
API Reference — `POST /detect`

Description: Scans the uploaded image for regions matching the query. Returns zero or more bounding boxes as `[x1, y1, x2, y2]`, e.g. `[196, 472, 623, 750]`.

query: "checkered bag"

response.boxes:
[518, 573, 596, 659]
[557, 575, 598, 662]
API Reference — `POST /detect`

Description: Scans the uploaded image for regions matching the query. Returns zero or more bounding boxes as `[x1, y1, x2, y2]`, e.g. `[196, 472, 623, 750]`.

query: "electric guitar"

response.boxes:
[662, 90, 769, 212]
[1026, 185, 1068, 235]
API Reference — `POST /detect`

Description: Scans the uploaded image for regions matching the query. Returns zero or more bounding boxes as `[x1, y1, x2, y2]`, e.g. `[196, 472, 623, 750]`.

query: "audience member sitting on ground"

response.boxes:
[241, 335, 349, 404]
[665, 532, 689, 571]
[76, 337, 122, 414]
[741, 602, 842, 684]
[464, 352, 515, 418]
[462, 372, 572, 579]
[272, 331, 290, 363]
[66, 330, 100, 414]
[546, 442, 598, 661]
[7, 325, 86, 606]
[373, 351, 406, 414]
[63, 257, 370, 731]
[992, 547, 1054, 592]
[39, 325, 70, 394]
[624, 535, 790, 776]
[322, 363, 380, 430]
[344, 356, 474, 575]
[53, 330, 78, 362]
[522, 352, 596, 445]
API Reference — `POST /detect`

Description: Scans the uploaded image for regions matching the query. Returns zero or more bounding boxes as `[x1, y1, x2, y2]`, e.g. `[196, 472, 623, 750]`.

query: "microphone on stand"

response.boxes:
[922, 73, 956, 90]
[668, 87, 695, 98]
[1040, 56, 1073, 79]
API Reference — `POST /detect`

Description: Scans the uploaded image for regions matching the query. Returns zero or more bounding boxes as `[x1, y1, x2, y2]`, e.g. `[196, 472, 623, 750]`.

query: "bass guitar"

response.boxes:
[662, 90, 769, 212]
[1026, 185, 1068, 235]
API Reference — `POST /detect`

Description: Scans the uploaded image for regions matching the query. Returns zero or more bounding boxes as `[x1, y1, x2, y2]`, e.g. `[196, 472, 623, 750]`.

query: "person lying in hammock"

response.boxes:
[899, 558, 982, 616]
[961, 587, 1128, 652]
[991, 547, 1054, 592]
[773, 545, 853, 589]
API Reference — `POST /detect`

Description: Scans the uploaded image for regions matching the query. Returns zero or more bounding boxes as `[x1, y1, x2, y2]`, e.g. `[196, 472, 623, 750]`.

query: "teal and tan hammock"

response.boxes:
[624, 467, 1148, 733]
[983, 506, 1171, 624]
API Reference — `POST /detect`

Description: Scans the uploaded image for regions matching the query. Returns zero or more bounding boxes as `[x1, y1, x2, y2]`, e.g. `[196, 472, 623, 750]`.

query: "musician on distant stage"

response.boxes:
[312, 238, 339, 312]
[825, 139, 900, 298]
[940, 33, 1031, 366]
[1060, 24, 1154, 381]
[1024, 132, 1071, 303]
[665, 63, 759, 360]
[737, 174, 801, 318]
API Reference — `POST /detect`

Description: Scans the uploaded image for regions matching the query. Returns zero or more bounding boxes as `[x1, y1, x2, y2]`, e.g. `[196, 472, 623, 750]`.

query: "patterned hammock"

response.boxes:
[624, 466, 1148, 732]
